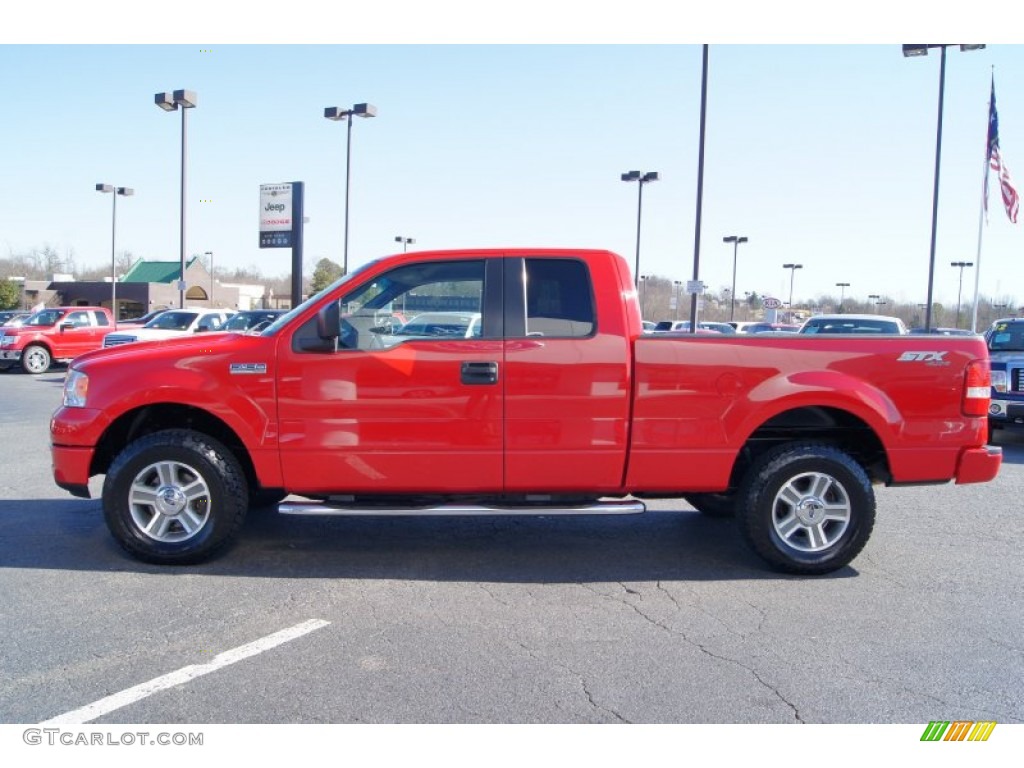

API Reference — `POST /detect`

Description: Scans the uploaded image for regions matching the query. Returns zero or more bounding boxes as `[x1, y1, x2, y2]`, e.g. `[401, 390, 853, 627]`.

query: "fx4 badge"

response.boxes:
[898, 351, 949, 365]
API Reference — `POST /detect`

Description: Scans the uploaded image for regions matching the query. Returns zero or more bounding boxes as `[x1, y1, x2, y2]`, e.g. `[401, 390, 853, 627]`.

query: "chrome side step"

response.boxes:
[278, 500, 646, 517]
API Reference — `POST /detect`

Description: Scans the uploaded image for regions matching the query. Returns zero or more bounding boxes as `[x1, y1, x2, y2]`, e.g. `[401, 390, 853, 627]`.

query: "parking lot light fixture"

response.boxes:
[723, 235, 748, 321]
[835, 282, 850, 312]
[782, 263, 803, 309]
[621, 170, 659, 288]
[205, 251, 214, 306]
[951, 260, 974, 328]
[325, 103, 378, 276]
[395, 236, 415, 252]
[902, 44, 984, 331]
[96, 184, 133, 328]
[154, 89, 197, 308]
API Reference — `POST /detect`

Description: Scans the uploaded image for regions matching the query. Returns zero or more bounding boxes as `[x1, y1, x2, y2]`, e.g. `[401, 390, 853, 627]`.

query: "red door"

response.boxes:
[275, 256, 505, 496]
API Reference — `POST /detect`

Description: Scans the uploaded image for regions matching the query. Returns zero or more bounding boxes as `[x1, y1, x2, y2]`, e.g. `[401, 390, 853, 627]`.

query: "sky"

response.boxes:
[2, 7, 1023, 309]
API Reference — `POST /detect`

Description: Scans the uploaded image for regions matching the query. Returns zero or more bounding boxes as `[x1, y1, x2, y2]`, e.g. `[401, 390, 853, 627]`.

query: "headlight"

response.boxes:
[63, 369, 89, 408]
[991, 370, 1008, 393]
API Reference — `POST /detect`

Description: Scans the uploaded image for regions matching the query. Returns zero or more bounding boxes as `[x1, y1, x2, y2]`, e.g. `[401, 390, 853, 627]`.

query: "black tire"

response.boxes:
[736, 443, 875, 575]
[21, 344, 51, 374]
[102, 429, 249, 564]
[685, 492, 737, 518]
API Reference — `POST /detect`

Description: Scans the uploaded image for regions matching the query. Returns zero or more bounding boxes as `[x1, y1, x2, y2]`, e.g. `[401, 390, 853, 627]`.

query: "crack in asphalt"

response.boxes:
[478, 583, 510, 607]
[585, 582, 804, 723]
[514, 640, 630, 723]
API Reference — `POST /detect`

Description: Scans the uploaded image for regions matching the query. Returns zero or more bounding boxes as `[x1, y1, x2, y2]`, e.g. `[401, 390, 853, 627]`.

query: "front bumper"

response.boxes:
[955, 445, 1002, 485]
[52, 444, 94, 498]
[0, 350, 23, 361]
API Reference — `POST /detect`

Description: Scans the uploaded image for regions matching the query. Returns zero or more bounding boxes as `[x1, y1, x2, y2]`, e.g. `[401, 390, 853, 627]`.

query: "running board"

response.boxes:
[278, 500, 647, 517]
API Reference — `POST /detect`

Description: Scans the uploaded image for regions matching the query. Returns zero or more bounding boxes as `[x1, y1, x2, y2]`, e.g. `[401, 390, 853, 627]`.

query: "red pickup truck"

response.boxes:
[50, 249, 1001, 574]
[0, 306, 114, 374]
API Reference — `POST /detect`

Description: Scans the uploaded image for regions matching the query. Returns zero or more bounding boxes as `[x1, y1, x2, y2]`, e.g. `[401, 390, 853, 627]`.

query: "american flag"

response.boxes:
[987, 78, 1019, 224]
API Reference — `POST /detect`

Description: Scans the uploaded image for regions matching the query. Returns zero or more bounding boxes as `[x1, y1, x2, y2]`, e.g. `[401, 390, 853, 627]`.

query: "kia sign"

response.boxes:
[259, 183, 295, 248]
[763, 297, 783, 309]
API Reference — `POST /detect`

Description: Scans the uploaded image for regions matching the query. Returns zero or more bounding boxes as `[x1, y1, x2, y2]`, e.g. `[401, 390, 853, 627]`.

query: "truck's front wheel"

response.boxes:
[21, 344, 51, 374]
[736, 443, 875, 575]
[102, 430, 249, 564]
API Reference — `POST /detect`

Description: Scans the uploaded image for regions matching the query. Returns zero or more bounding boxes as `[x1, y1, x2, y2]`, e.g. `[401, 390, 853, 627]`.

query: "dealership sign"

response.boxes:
[762, 297, 783, 309]
[259, 183, 295, 248]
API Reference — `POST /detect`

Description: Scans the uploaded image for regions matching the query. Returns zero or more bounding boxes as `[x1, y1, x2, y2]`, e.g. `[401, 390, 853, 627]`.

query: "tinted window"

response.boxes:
[524, 259, 595, 337]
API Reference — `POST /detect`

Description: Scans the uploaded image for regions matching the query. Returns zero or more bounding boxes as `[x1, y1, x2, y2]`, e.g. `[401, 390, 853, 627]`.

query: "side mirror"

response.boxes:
[59, 322, 74, 332]
[317, 302, 341, 341]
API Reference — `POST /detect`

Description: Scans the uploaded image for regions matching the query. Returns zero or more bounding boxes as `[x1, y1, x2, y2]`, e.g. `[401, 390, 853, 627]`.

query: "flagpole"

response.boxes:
[970, 73, 994, 333]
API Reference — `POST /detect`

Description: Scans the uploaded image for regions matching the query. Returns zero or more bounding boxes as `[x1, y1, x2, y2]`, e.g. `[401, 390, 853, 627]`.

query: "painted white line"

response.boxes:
[41, 618, 331, 725]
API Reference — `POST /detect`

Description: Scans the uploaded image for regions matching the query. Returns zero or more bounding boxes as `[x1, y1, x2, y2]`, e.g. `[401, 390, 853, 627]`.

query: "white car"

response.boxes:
[799, 314, 908, 335]
[103, 309, 235, 348]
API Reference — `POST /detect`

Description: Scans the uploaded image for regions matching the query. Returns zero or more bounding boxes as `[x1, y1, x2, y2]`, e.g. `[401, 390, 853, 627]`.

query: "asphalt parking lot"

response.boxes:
[1, 368, 1022, 725]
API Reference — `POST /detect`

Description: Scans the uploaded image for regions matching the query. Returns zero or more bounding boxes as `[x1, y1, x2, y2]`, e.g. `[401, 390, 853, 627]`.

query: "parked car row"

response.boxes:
[0, 306, 288, 374]
[647, 320, 801, 334]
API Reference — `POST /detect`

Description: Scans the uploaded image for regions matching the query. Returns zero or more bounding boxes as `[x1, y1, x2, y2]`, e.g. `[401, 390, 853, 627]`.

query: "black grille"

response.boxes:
[1013, 367, 1024, 393]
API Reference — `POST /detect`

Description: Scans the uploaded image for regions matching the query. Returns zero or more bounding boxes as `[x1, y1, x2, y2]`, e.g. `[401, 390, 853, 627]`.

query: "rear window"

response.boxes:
[524, 259, 595, 337]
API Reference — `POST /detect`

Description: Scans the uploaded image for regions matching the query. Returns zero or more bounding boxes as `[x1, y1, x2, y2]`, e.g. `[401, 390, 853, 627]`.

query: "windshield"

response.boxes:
[988, 322, 1024, 352]
[24, 310, 65, 327]
[224, 312, 279, 332]
[145, 311, 198, 331]
[260, 260, 377, 336]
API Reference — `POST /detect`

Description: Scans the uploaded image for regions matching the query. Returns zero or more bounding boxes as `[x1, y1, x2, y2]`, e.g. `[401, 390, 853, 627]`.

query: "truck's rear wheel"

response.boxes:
[102, 430, 248, 564]
[736, 443, 875, 575]
[22, 344, 51, 374]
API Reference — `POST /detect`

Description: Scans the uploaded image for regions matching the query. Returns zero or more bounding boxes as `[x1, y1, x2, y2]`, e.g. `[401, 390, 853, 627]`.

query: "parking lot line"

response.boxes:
[40, 619, 331, 725]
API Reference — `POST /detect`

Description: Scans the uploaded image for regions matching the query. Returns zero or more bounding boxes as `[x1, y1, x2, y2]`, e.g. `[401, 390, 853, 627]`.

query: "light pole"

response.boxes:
[868, 294, 881, 313]
[835, 282, 850, 312]
[324, 103, 378, 276]
[723, 235, 748, 321]
[95, 184, 133, 327]
[395, 236, 415, 252]
[951, 260, 974, 328]
[902, 44, 984, 331]
[621, 170, 659, 288]
[154, 89, 197, 309]
[782, 263, 803, 311]
[205, 250, 214, 306]
[639, 275, 650, 320]
[673, 280, 682, 321]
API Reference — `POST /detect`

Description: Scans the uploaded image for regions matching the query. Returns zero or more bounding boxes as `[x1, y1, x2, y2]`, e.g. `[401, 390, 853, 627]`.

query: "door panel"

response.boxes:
[502, 257, 631, 493]
[276, 257, 504, 495]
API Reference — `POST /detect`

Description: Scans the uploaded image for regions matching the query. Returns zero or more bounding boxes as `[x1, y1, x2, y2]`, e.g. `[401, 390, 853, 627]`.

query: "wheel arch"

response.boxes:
[725, 405, 890, 493]
[90, 403, 263, 495]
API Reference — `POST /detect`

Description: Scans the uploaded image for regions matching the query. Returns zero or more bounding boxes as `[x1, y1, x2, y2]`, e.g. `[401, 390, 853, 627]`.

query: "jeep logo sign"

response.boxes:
[259, 183, 295, 248]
